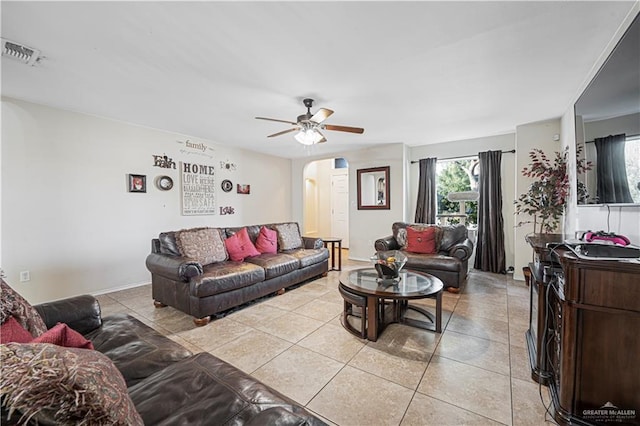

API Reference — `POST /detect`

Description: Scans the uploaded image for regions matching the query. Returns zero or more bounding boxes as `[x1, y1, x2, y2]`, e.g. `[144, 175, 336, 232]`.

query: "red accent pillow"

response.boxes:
[224, 227, 261, 261]
[406, 226, 438, 254]
[0, 316, 34, 343]
[255, 226, 278, 254]
[31, 322, 95, 349]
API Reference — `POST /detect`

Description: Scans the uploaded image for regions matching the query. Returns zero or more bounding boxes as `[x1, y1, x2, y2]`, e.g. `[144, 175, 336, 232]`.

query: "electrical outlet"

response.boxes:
[19, 271, 30, 282]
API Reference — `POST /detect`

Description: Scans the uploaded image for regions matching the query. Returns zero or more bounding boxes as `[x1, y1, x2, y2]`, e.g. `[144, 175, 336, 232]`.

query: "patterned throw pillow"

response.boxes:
[0, 279, 47, 337]
[224, 228, 261, 262]
[1, 342, 144, 426]
[396, 228, 408, 249]
[406, 226, 439, 254]
[273, 223, 303, 251]
[175, 227, 228, 265]
[255, 226, 278, 254]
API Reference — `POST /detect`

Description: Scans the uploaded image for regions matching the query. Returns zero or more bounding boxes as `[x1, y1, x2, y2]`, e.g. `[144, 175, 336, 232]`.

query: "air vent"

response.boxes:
[2, 38, 41, 66]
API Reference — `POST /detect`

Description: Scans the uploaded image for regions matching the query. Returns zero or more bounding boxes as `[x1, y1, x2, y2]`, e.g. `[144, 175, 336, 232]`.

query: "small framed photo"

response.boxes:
[237, 184, 250, 194]
[128, 174, 146, 193]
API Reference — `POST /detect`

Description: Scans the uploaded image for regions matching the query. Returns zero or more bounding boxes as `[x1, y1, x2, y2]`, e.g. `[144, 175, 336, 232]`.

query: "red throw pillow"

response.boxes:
[406, 226, 438, 254]
[31, 322, 95, 349]
[224, 227, 261, 261]
[255, 226, 278, 254]
[0, 316, 34, 343]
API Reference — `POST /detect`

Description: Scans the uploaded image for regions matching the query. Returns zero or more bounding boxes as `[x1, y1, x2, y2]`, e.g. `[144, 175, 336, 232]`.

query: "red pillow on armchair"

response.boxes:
[406, 226, 438, 254]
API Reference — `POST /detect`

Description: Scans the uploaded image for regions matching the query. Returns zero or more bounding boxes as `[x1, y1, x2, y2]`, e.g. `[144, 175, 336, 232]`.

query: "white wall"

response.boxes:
[409, 134, 516, 272]
[513, 119, 562, 279]
[1, 98, 292, 303]
[293, 143, 406, 261]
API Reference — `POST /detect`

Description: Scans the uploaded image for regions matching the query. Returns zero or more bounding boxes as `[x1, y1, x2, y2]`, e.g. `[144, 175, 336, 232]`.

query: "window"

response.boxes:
[625, 135, 640, 202]
[436, 158, 479, 226]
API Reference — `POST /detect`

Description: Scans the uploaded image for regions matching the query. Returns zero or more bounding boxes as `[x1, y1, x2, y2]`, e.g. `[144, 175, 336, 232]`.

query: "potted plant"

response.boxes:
[515, 145, 591, 234]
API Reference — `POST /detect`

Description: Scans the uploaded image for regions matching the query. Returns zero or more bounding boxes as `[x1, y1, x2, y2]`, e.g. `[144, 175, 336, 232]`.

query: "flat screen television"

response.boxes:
[574, 12, 640, 205]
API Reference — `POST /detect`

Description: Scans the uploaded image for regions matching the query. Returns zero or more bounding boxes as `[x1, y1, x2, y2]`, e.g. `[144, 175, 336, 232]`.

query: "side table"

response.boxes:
[321, 237, 342, 271]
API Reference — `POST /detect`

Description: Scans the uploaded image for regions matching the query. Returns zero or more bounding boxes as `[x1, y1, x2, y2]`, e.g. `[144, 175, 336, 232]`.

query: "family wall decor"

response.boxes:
[181, 161, 216, 215]
[153, 154, 176, 169]
[128, 174, 146, 193]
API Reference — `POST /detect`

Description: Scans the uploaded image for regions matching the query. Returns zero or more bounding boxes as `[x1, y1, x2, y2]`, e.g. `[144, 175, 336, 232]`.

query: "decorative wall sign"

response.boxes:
[176, 139, 215, 159]
[237, 184, 250, 194]
[221, 179, 233, 192]
[128, 174, 146, 193]
[220, 160, 237, 171]
[153, 154, 176, 169]
[220, 206, 235, 215]
[157, 176, 174, 191]
[181, 161, 216, 215]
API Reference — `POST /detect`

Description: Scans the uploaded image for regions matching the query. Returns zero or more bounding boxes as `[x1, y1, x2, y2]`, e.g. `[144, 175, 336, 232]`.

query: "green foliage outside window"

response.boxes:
[436, 159, 478, 225]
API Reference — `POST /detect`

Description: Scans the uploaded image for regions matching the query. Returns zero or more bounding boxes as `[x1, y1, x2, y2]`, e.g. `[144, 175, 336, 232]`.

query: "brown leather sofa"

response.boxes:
[146, 222, 329, 325]
[2, 295, 326, 425]
[374, 222, 474, 292]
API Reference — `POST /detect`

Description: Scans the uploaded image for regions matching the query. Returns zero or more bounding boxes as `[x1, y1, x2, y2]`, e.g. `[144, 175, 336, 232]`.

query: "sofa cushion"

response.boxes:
[404, 252, 462, 272]
[0, 342, 143, 426]
[176, 227, 228, 265]
[440, 224, 468, 252]
[85, 314, 192, 386]
[273, 223, 303, 251]
[255, 226, 278, 254]
[0, 316, 34, 343]
[224, 227, 261, 261]
[128, 352, 325, 426]
[284, 248, 330, 268]
[158, 231, 181, 256]
[0, 279, 48, 338]
[192, 262, 266, 297]
[244, 253, 299, 280]
[406, 226, 438, 254]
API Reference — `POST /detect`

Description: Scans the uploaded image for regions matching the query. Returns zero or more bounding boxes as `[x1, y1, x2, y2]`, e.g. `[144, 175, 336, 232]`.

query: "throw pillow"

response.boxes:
[1, 342, 144, 426]
[32, 322, 94, 349]
[406, 226, 438, 254]
[175, 227, 228, 265]
[0, 316, 34, 343]
[273, 223, 303, 251]
[255, 226, 278, 254]
[224, 228, 261, 262]
[0, 279, 48, 337]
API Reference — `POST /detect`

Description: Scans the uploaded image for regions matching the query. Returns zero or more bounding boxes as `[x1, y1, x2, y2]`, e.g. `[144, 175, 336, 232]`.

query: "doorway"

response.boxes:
[302, 158, 349, 248]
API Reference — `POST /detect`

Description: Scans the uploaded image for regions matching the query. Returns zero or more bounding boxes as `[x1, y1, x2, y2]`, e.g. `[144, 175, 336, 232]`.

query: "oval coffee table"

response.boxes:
[339, 268, 443, 341]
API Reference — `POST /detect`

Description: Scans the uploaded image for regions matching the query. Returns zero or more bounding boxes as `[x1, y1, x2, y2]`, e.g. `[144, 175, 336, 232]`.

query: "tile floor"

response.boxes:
[96, 255, 554, 425]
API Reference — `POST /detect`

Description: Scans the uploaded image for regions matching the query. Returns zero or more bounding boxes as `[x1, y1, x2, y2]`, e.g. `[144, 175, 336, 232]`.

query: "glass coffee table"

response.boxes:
[339, 268, 443, 341]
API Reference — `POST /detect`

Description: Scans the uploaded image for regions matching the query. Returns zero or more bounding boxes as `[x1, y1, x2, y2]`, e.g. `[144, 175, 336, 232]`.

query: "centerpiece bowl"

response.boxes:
[371, 250, 408, 282]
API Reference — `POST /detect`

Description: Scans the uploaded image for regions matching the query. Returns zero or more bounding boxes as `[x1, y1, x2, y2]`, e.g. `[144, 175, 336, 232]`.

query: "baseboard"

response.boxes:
[92, 280, 151, 296]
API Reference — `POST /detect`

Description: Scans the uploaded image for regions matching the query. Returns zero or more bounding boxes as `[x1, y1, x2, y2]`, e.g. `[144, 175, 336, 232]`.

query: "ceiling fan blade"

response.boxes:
[316, 130, 327, 143]
[267, 128, 298, 138]
[323, 124, 365, 134]
[255, 116, 298, 125]
[310, 108, 334, 123]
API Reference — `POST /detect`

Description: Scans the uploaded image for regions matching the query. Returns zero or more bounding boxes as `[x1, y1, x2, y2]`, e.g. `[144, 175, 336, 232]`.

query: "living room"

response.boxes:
[2, 1, 640, 425]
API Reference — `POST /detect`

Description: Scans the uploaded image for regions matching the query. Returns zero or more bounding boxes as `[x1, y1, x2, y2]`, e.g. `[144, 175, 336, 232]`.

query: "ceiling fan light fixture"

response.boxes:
[295, 128, 323, 145]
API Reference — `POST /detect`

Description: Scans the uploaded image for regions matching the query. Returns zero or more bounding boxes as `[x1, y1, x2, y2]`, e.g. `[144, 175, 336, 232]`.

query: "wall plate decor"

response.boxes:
[237, 184, 250, 194]
[157, 175, 174, 191]
[221, 179, 233, 192]
[128, 174, 146, 193]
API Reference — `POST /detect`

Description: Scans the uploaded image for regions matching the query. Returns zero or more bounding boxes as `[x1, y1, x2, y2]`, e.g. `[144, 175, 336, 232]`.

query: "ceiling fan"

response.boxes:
[255, 98, 364, 145]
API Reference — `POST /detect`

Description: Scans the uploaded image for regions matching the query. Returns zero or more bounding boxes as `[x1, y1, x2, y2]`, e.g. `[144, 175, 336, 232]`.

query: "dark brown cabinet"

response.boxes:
[526, 234, 640, 425]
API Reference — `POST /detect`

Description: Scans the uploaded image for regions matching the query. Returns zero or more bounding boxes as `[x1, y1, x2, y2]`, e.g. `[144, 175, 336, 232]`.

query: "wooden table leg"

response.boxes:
[366, 296, 379, 341]
[337, 240, 342, 271]
[435, 291, 442, 333]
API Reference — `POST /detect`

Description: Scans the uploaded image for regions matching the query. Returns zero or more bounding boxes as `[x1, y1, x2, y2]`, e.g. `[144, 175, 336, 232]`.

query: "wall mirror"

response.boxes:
[357, 166, 390, 210]
[574, 12, 640, 205]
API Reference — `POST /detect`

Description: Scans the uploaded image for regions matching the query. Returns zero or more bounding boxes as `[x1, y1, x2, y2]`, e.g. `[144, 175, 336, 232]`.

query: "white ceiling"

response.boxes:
[1, 1, 637, 159]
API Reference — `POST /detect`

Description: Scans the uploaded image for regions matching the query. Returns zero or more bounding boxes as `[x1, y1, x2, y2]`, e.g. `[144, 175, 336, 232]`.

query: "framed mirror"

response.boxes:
[357, 166, 390, 210]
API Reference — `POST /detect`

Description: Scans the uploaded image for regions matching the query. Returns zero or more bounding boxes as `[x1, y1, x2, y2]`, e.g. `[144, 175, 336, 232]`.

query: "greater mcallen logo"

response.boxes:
[583, 402, 636, 423]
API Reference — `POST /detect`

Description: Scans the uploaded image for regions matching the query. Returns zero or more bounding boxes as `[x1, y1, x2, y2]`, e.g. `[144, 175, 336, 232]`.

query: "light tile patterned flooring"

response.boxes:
[97, 255, 554, 425]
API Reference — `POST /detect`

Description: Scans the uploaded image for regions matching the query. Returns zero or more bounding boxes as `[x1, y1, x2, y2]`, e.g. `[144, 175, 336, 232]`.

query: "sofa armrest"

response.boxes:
[375, 235, 401, 251]
[447, 238, 474, 261]
[145, 253, 203, 282]
[35, 295, 102, 335]
[302, 236, 324, 249]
